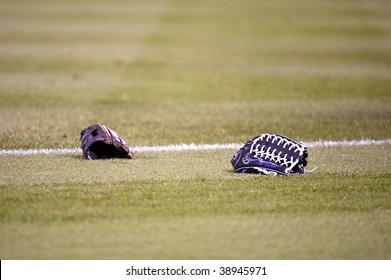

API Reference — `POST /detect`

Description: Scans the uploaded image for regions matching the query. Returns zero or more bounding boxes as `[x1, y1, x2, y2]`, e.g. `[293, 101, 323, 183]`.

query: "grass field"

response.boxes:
[1, 0, 390, 259]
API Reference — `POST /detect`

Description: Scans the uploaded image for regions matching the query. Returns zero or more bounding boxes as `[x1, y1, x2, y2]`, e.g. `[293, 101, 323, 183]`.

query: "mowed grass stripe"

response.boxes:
[1, 145, 390, 259]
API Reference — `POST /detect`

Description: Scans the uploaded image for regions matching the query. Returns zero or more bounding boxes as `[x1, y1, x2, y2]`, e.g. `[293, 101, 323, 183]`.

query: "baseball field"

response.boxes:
[0, 0, 390, 259]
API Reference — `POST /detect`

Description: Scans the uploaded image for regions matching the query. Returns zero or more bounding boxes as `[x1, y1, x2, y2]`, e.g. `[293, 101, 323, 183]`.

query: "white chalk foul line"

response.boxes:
[305, 139, 391, 147]
[0, 139, 390, 156]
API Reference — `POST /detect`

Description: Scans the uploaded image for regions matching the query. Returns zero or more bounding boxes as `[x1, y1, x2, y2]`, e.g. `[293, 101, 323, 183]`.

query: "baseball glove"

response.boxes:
[231, 134, 308, 175]
[80, 124, 134, 160]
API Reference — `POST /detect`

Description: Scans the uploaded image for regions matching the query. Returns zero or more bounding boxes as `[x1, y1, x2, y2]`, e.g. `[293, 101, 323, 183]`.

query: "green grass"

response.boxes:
[0, 0, 391, 259]
[1, 147, 390, 259]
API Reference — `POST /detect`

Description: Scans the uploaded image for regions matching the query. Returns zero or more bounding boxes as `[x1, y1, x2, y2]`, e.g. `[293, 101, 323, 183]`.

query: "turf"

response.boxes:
[1, 147, 390, 259]
[0, 0, 390, 259]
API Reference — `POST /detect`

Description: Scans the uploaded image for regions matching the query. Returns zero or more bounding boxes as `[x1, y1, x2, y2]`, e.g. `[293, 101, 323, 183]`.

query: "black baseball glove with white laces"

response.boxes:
[80, 124, 134, 160]
[231, 134, 308, 175]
